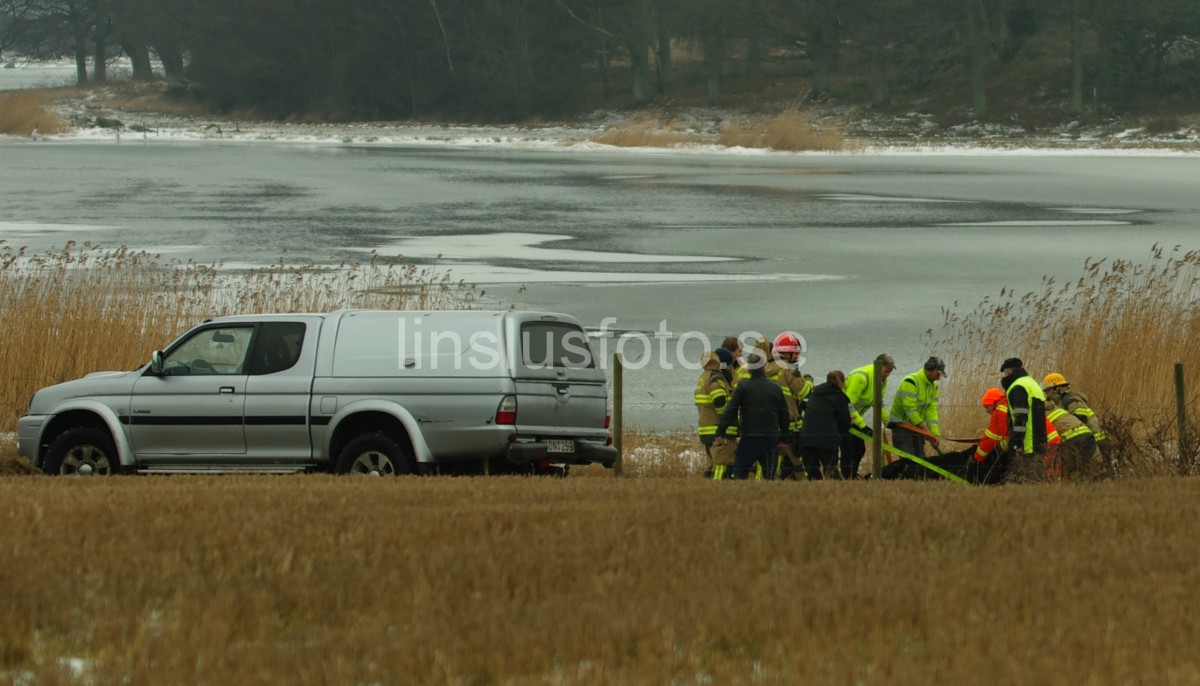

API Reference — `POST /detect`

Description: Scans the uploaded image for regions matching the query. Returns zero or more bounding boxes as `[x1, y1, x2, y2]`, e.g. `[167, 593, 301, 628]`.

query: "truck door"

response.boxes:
[242, 319, 321, 460]
[511, 317, 609, 445]
[129, 324, 254, 456]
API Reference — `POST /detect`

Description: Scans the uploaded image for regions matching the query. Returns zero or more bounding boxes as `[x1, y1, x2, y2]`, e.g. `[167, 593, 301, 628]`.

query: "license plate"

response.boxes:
[546, 440, 575, 454]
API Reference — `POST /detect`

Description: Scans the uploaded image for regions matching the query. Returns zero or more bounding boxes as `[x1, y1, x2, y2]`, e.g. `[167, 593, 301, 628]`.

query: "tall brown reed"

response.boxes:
[718, 108, 850, 152]
[930, 244, 1200, 476]
[0, 91, 68, 136]
[0, 242, 479, 434]
[590, 114, 698, 148]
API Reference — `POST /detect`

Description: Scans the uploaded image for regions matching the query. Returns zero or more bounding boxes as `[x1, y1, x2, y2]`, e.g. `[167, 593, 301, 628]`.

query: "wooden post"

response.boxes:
[612, 353, 624, 477]
[1175, 361, 1189, 471]
[872, 359, 884, 479]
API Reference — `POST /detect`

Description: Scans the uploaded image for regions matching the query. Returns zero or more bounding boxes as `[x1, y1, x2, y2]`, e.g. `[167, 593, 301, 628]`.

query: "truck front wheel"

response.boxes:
[336, 433, 415, 476]
[43, 427, 121, 476]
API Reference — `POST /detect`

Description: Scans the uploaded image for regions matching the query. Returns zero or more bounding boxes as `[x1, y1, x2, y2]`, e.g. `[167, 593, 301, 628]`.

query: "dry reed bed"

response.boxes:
[931, 245, 1200, 475]
[0, 243, 479, 434]
[0, 91, 68, 136]
[591, 110, 851, 152]
[1, 476, 1198, 684]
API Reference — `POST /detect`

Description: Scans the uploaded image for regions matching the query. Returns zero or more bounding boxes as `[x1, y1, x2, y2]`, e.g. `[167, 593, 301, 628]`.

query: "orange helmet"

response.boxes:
[981, 387, 1006, 407]
[773, 331, 803, 354]
[1042, 372, 1068, 390]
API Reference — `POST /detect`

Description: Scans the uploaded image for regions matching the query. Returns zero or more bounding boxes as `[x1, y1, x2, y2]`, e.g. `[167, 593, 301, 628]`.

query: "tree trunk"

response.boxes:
[744, 35, 763, 78]
[123, 42, 154, 80]
[153, 43, 185, 81]
[1069, 0, 1084, 114]
[628, 41, 652, 104]
[73, 16, 89, 85]
[93, 36, 107, 83]
[868, 40, 890, 108]
[702, 30, 725, 106]
[599, 38, 612, 103]
[653, 0, 671, 94]
[963, 0, 988, 119]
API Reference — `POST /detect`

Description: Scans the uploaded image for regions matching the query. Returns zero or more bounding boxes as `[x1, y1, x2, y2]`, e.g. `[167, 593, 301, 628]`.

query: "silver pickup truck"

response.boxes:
[18, 309, 617, 476]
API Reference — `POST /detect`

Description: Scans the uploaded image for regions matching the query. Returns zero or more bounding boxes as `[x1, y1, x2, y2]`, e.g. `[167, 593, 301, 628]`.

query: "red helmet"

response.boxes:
[981, 387, 1006, 407]
[773, 331, 802, 354]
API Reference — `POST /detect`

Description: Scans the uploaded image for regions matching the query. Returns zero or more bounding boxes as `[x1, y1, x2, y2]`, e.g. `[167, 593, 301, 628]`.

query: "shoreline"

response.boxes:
[7, 84, 1199, 155]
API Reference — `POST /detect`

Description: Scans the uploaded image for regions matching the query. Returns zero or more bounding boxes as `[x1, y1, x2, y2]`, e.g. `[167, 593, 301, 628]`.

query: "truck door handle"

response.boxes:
[219, 386, 236, 394]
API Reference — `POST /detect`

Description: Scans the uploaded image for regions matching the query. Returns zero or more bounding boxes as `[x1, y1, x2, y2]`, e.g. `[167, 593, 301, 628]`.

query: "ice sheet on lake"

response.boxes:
[821, 194, 971, 203]
[354, 232, 735, 264]
[405, 263, 846, 285]
[1050, 207, 1141, 215]
[0, 221, 119, 234]
[940, 220, 1132, 227]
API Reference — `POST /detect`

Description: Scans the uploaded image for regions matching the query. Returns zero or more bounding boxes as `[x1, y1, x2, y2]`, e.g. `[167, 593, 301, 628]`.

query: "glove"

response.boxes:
[858, 425, 873, 439]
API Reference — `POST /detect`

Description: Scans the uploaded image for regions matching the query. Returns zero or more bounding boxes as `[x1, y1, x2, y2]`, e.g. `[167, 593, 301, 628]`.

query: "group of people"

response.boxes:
[694, 335, 1108, 483]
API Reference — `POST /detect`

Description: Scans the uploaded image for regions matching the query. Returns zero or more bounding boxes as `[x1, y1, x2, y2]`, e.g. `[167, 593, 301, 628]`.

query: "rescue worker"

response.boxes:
[1042, 373, 1109, 458]
[888, 356, 945, 459]
[840, 353, 896, 479]
[735, 338, 793, 480]
[1000, 358, 1050, 473]
[798, 371, 851, 479]
[695, 347, 737, 479]
[772, 331, 813, 480]
[714, 351, 790, 480]
[975, 387, 1062, 483]
[721, 336, 744, 383]
[883, 387, 1061, 483]
[1043, 399, 1097, 480]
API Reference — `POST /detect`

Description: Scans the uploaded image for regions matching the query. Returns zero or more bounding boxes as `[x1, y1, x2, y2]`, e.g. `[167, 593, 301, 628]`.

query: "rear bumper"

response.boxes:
[507, 440, 617, 468]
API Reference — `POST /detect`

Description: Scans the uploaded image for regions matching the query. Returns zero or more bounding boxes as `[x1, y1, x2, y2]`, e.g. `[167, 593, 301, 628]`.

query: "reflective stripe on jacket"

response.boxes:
[738, 361, 803, 430]
[695, 352, 737, 437]
[975, 401, 1061, 461]
[1059, 391, 1107, 442]
[1005, 374, 1048, 454]
[888, 370, 940, 435]
[1047, 402, 1093, 442]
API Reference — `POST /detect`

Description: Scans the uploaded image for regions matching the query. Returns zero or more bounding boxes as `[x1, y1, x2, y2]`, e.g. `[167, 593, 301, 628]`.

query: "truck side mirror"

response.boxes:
[150, 350, 164, 375]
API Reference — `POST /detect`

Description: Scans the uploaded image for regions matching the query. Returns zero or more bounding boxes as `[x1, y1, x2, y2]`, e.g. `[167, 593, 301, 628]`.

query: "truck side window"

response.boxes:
[520, 322, 595, 369]
[249, 322, 306, 375]
[163, 327, 254, 375]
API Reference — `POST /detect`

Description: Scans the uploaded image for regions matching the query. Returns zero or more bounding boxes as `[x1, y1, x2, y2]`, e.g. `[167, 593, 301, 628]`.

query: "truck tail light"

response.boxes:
[495, 395, 517, 425]
[604, 414, 611, 429]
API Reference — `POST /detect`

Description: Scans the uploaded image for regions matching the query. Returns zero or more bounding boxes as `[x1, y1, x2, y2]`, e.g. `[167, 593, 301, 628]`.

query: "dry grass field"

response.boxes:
[2, 475, 1199, 685]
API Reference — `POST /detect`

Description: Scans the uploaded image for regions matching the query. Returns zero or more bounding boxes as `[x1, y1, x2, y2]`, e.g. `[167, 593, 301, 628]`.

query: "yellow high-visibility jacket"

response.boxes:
[888, 370, 940, 436]
[844, 363, 888, 430]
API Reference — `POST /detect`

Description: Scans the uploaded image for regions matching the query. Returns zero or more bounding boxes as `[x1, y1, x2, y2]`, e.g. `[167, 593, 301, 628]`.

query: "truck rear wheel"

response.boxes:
[336, 432, 415, 476]
[43, 427, 121, 476]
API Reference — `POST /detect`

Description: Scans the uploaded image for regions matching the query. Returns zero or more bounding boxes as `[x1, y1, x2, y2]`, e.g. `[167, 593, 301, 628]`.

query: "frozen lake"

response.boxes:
[1, 138, 1198, 429]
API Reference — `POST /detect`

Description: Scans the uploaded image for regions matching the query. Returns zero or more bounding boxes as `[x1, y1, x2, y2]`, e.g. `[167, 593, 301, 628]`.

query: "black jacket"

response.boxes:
[1001, 368, 1048, 453]
[716, 373, 789, 439]
[798, 381, 852, 450]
